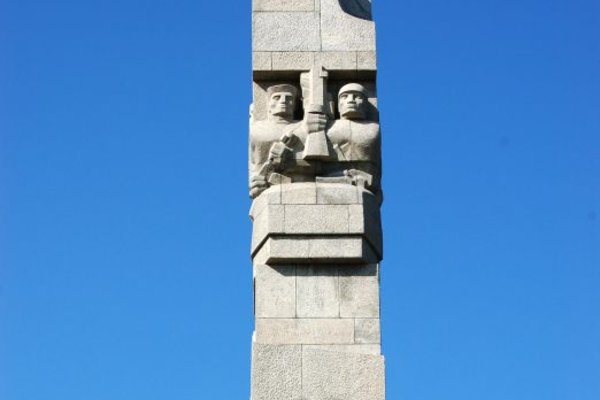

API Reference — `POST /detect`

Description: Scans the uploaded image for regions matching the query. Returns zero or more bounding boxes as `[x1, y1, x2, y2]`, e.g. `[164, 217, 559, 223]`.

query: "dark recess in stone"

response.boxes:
[338, 0, 372, 21]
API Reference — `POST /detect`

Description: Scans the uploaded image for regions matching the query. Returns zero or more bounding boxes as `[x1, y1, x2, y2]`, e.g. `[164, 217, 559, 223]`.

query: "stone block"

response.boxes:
[316, 182, 360, 204]
[348, 203, 383, 258]
[303, 344, 381, 355]
[255, 264, 296, 318]
[254, 236, 378, 264]
[255, 318, 354, 344]
[284, 205, 348, 233]
[355, 318, 381, 344]
[297, 266, 339, 318]
[251, 204, 285, 255]
[281, 182, 317, 204]
[357, 50, 377, 70]
[253, 0, 315, 12]
[253, 12, 321, 51]
[271, 51, 313, 70]
[321, 51, 358, 70]
[302, 347, 385, 400]
[340, 264, 380, 317]
[251, 343, 302, 400]
[307, 237, 372, 261]
[252, 51, 272, 71]
[320, 0, 376, 51]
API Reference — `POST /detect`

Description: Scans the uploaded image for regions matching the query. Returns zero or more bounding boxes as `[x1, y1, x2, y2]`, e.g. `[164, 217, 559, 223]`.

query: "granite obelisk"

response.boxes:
[249, 1, 385, 399]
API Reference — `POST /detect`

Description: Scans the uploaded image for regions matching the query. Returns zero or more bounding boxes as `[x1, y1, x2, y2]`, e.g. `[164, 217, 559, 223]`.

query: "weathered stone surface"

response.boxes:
[321, 51, 358, 70]
[253, 51, 272, 71]
[253, 12, 321, 51]
[302, 347, 385, 400]
[253, 0, 315, 12]
[355, 318, 381, 344]
[304, 344, 381, 355]
[357, 50, 377, 70]
[251, 343, 302, 400]
[297, 266, 339, 317]
[255, 318, 354, 344]
[254, 264, 296, 318]
[321, 0, 376, 51]
[281, 182, 317, 204]
[251, 204, 285, 254]
[340, 264, 380, 317]
[254, 236, 378, 264]
[271, 51, 313, 70]
[284, 205, 348, 233]
[348, 203, 383, 258]
[317, 182, 360, 204]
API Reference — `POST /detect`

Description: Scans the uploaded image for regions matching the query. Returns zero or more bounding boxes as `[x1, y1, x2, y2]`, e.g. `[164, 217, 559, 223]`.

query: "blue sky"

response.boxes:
[1, 1, 599, 399]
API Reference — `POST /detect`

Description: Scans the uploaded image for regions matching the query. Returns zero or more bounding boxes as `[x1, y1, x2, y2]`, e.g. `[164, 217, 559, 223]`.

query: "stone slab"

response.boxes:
[355, 318, 381, 344]
[297, 266, 339, 318]
[302, 347, 385, 400]
[284, 204, 348, 233]
[252, 51, 272, 71]
[254, 236, 378, 264]
[316, 182, 361, 204]
[251, 343, 302, 400]
[271, 51, 314, 71]
[255, 318, 354, 344]
[357, 50, 377, 70]
[253, 12, 321, 51]
[320, 0, 376, 51]
[340, 264, 380, 317]
[254, 264, 296, 318]
[251, 204, 285, 254]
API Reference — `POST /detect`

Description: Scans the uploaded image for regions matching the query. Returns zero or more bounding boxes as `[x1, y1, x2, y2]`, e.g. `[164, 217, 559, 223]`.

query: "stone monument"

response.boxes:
[249, 1, 385, 399]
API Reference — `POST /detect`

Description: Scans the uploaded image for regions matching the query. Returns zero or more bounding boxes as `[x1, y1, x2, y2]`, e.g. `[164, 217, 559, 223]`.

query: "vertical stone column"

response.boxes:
[249, 1, 385, 399]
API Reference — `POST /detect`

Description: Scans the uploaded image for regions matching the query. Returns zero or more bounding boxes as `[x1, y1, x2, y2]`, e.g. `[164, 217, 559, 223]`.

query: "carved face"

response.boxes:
[339, 90, 367, 120]
[268, 91, 296, 119]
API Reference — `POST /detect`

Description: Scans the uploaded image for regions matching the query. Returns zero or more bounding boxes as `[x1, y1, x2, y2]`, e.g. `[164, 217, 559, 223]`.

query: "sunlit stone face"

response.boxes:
[268, 91, 296, 119]
[338, 90, 367, 120]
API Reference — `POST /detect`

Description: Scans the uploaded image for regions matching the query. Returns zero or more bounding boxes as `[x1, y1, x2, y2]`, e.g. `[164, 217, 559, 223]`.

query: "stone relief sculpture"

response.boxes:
[249, 69, 381, 199]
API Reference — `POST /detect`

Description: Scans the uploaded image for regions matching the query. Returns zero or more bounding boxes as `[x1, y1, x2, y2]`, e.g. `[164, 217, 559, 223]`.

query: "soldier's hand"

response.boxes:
[303, 113, 328, 134]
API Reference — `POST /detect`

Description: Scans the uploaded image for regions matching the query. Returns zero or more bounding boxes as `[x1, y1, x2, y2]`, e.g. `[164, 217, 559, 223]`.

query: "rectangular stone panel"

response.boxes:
[357, 50, 377, 70]
[297, 266, 339, 318]
[255, 318, 354, 344]
[320, 0, 376, 51]
[355, 318, 381, 344]
[321, 51, 358, 70]
[251, 343, 302, 400]
[316, 183, 360, 204]
[340, 264, 380, 317]
[284, 205, 348, 233]
[281, 182, 317, 204]
[271, 51, 314, 71]
[302, 348, 385, 400]
[253, 12, 321, 51]
[254, 264, 296, 318]
[253, 51, 272, 71]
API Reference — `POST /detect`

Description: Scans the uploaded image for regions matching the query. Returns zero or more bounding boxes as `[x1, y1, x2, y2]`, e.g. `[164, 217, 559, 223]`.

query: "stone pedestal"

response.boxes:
[249, 1, 386, 399]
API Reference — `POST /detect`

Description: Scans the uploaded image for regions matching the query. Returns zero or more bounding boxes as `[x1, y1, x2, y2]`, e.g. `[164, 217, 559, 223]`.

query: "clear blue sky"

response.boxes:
[1, 1, 598, 399]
